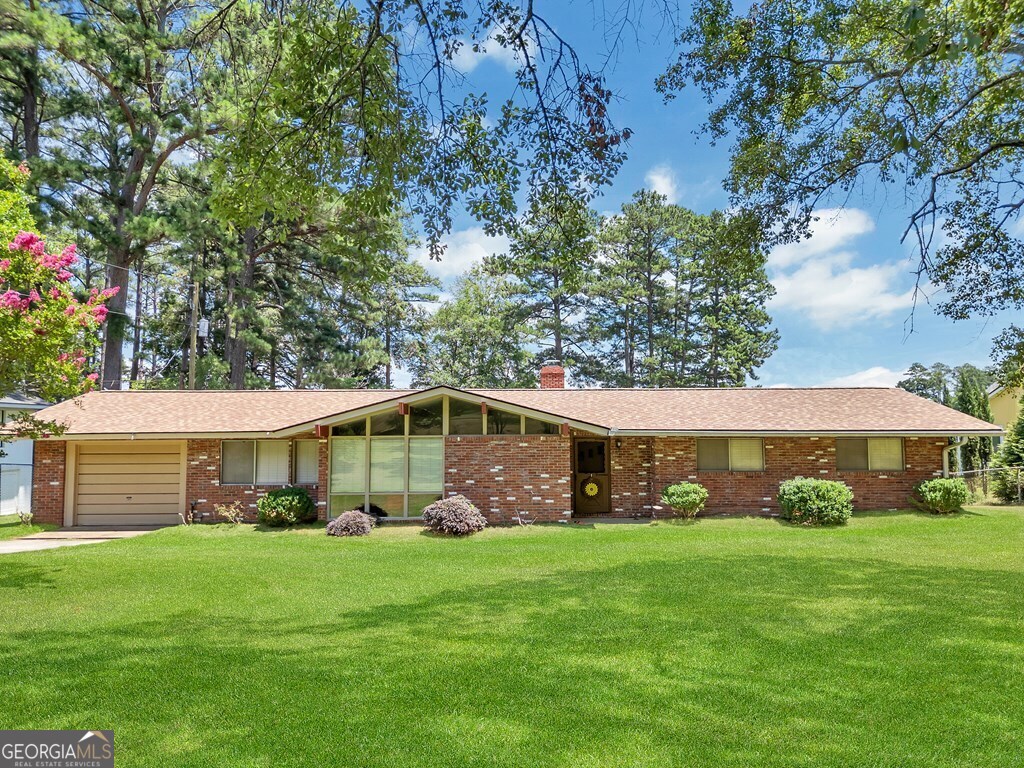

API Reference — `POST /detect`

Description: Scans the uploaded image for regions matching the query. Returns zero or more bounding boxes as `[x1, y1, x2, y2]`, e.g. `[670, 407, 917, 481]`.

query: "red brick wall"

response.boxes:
[30, 440, 66, 526]
[186, 434, 327, 522]
[443, 435, 573, 523]
[642, 435, 947, 515]
[609, 436, 656, 515]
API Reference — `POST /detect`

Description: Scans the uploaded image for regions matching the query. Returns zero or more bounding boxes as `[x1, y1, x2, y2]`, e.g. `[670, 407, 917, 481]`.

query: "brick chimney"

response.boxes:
[540, 364, 565, 389]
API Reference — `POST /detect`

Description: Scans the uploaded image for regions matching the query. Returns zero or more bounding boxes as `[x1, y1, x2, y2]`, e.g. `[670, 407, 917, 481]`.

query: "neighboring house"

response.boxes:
[988, 384, 1021, 450]
[30, 366, 1000, 527]
[1, 394, 49, 517]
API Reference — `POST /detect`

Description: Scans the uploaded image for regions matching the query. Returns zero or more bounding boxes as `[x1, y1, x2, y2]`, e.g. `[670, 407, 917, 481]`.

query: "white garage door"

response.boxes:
[74, 441, 185, 526]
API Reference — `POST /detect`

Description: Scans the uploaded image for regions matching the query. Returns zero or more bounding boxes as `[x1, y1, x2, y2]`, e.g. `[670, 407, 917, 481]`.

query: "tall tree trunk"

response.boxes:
[129, 265, 143, 382]
[21, 1, 40, 161]
[551, 271, 563, 362]
[228, 227, 258, 389]
[100, 247, 131, 389]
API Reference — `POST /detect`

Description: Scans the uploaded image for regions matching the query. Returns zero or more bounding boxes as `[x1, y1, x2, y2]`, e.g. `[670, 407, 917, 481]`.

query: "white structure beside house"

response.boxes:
[1, 394, 49, 516]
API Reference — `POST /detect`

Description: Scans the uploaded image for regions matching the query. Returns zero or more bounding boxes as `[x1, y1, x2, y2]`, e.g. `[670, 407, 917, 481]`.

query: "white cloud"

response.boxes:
[819, 366, 906, 388]
[451, 29, 536, 74]
[767, 208, 917, 329]
[644, 165, 679, 204]
[414, 227, 510, 281]
[768, 207, 875, 269]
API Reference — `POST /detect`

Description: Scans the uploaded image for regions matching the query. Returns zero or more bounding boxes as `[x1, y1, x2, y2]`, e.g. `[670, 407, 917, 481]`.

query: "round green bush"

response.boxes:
[912, 478, 971, 514]
[777, 478, 853, 525]
[660, 482, 709, 518]
[256, 486, 316, 527]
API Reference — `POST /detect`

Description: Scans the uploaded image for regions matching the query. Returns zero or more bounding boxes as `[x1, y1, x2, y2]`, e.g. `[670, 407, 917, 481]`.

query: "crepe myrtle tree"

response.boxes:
[0, 161, 115, 441]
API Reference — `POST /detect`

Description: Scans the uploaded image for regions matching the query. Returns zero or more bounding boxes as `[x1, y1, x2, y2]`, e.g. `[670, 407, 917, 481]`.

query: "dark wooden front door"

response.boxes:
[573, 438, 610, 516]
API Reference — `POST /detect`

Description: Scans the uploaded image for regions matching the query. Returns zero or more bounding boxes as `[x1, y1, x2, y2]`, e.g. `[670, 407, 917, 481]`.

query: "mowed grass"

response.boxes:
[2, 507, 1023, 767]
[0, 513, 55, 540]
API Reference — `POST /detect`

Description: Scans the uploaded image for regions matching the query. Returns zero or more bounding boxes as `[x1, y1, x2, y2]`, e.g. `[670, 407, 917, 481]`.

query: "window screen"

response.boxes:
[256, 441, 289, 484]
[696, 438, 730, 470]
[408, 438, 443, 492]
[730, 439, 764, 471]
[293, 440, 319, 484]
[330, 439, 366, 492]
[868, 438, 903, 470]
[221, 441, 255, 484]
[836, 438, 869, 470]
[370, 438, 405, 492]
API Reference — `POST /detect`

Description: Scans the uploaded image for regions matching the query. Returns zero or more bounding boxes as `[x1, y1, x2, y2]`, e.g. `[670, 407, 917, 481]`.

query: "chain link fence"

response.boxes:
[951, 466, 1024, 503]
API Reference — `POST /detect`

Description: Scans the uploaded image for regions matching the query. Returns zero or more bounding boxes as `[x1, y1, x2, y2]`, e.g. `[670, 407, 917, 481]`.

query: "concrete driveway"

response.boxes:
[0, 527, 161, 554]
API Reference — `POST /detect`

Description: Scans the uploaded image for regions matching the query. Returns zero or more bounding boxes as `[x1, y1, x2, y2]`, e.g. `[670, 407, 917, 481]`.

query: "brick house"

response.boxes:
[29, 366, 1000, 526]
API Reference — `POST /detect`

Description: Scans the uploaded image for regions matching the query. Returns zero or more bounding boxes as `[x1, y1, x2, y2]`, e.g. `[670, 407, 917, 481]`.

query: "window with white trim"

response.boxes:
[836, 438, 904, 471]
[696, 438, 765, 471]
[221, 440, 302, 485]
[293, 440, 319, 484]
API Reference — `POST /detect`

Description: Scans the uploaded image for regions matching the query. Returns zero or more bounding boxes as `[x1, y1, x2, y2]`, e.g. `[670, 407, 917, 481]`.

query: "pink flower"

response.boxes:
[87, 372, 98, 381]
[16, 162, 29, 176]
[9, 231, 44, 256]
[64, 305, 76, 316]
[0, 259, 9, 270]
[56, 269, 72, 282]
[49, 287, 61, 299]
[92, 305, 109, 322]
[0, 290, 28, 310]
[27, 289, 40, 304]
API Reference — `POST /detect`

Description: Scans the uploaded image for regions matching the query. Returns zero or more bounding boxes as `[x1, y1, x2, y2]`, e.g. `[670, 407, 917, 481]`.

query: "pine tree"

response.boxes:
[993, 415, 1024, 503]
[954, 368, 994, 477]
[406, 269, 538, 388]
[490, 193, 598, 367]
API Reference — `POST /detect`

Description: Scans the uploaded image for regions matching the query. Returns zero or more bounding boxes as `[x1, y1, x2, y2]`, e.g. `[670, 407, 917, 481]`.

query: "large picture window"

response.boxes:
[328, 396, 561, 517]
[836, 438, 904, 471]
[696, 438, 765, 471]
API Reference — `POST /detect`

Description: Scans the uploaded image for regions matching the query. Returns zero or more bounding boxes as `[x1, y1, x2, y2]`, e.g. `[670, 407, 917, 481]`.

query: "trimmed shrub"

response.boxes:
[660, 482, 709, 518]
[777, 478, 853, 525]
[257, 486, 316, 527]
[326, 510, 375, 537]
[912, 478, 972, 514]
[422, 494, 487, 536]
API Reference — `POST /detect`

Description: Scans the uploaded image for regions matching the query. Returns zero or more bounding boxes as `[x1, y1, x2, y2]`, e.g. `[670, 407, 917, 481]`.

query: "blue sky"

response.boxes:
[410, 4, 1014, 388]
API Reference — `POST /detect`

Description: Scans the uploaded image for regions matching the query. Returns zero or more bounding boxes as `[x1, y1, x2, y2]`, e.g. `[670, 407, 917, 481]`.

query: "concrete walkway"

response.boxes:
[0, 527, 160, 554]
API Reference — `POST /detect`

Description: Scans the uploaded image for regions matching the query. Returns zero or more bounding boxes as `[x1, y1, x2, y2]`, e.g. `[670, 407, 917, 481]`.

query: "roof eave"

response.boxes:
[611, 429, 1004, 437]
[274, 385, 611, 437]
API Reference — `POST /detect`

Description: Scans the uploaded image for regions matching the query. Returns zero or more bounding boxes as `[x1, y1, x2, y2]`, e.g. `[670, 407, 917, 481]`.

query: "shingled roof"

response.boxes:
[32, 386, 1001, 438]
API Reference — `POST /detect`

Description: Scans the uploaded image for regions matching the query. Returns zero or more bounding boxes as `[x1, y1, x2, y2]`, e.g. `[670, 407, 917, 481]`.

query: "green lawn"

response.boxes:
[0, 513, 55, 540]
[2, 507, 1023, 767]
